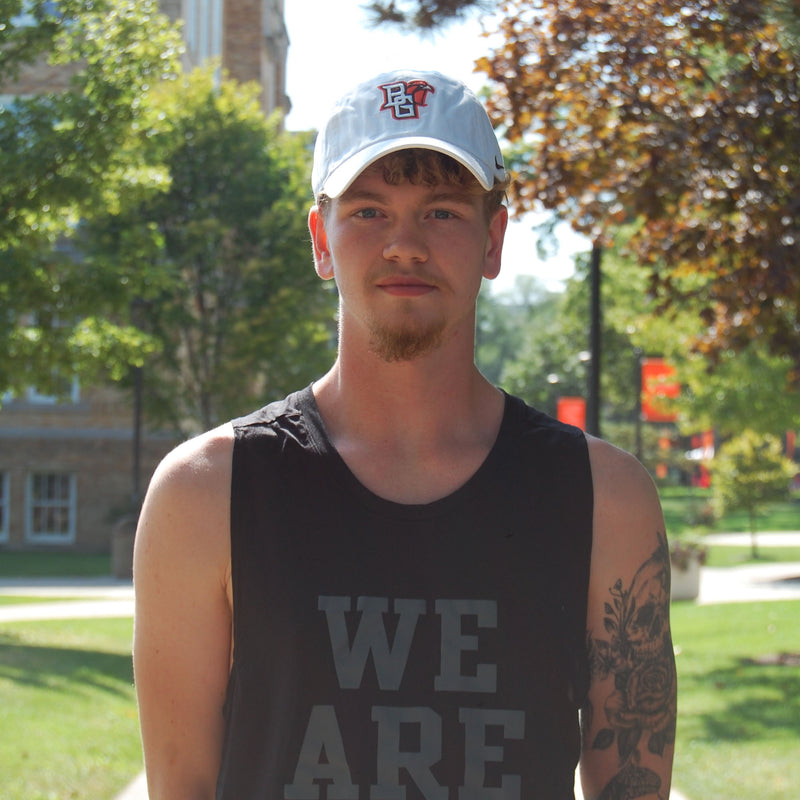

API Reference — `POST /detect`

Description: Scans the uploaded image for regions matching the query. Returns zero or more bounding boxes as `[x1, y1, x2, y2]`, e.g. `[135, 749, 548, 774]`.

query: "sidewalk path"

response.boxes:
[0, 577, 134, 622]
[694, 531, 800, 605]
[703, 531, 800, 547]
[699, 562, 800, 604]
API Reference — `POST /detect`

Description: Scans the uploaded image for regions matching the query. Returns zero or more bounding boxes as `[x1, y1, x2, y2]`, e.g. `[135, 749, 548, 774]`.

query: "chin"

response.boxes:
[368, 324, 445, 363]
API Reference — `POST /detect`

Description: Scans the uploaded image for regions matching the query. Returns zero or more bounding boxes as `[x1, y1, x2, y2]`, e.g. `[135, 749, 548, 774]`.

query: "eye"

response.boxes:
[431, 208, 457, 220]
[354, 208, 381, 219]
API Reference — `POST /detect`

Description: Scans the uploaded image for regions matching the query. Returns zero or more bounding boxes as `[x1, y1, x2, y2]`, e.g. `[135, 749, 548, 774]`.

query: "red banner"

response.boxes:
[641, 358, 679, 423]
[557, 397, 587, 431]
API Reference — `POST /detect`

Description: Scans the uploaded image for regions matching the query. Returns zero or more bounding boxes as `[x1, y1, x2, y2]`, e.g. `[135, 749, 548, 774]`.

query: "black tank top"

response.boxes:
[217, 386, 593, 800]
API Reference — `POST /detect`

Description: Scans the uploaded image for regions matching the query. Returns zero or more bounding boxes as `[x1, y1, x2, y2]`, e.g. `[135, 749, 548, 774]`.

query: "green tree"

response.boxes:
[496, 249, 648, 427]
[476, 275, 558, 387]
[675, 344, 800, 438]
[498, 274, 591, 416]
[712, 430, 797, 556]
[485, 1, 800, 383]
[83, 67, 337, 434]
[0, 0, 183, 396]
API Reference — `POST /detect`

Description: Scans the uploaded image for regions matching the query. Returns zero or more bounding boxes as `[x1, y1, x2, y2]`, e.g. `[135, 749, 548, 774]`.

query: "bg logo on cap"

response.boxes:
[379, 80, 436, 120]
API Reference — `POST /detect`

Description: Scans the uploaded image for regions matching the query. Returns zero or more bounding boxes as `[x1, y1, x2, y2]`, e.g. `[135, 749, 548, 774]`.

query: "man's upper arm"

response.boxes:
[580, 437, 676, 800]
[132, 425, 234, 800]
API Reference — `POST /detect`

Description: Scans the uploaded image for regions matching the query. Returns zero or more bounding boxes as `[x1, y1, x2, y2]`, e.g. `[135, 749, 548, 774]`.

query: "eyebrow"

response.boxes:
[338, 189, 387, 205]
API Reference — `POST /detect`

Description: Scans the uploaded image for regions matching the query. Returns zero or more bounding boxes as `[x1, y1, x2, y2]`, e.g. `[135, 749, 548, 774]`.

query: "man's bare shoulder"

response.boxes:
[136, 423, 234, 572]
[150, 423, 234, 498]
[586, 435, 658, 500]
[585, 435, 665, 563]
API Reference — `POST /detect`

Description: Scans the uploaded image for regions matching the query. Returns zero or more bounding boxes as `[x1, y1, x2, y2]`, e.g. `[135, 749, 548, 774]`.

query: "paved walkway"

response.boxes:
[2, 533, 799, 800]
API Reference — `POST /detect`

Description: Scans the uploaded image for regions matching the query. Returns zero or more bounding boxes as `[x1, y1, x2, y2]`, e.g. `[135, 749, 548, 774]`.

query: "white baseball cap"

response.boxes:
[312, 69, 506, 199]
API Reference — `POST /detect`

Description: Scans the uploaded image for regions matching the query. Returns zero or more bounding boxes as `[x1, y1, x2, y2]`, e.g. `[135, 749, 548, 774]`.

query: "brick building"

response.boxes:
[0, 0, 289, 554]
[0, 386, 174, 553]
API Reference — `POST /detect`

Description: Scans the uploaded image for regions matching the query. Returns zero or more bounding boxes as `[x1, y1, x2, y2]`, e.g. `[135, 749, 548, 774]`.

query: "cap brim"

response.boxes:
[319, 136, 496, 198]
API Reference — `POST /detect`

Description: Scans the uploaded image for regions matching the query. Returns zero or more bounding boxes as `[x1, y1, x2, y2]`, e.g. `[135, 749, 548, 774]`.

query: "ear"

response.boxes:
[308, 206, 334, 280]
[482, 205, 508, 281]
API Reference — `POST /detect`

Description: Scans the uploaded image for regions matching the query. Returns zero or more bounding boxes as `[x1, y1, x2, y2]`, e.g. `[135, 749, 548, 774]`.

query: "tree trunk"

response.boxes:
[749, 511, 759, 559]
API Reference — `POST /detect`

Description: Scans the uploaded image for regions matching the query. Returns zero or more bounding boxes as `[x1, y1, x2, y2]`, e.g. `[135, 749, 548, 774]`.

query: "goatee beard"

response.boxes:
[368, 322, 445, 362]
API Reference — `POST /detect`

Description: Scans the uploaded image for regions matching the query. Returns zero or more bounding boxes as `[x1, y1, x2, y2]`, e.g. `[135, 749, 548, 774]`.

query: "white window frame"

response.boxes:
[0, 472, 8, 543]
[1, 377, 81, 406]
[25, 376, 80, 405]
[25, 471, 76, 544]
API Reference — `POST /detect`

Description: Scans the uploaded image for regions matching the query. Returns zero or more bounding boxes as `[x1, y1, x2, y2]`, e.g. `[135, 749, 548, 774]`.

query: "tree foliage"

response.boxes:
[476, 275, 558, 387]
[83, 67, 337, 433]
[479, 0, 800, 378]
[711, 430, 796, 554]
[1, 0, 183, 245]
[675, 342, 800, 437]
[0, 0, 183, 395]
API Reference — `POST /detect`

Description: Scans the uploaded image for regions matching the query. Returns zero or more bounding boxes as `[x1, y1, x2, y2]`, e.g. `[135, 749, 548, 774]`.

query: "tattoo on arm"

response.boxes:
[585, 531, 677, 800]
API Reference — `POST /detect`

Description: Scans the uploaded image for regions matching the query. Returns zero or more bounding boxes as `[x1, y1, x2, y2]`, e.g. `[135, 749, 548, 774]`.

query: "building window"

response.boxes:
[26, 472, 76, 544]
[26, 376, 81, 405]
[0, 472, 8, 542]
[1, 376, 80, 407]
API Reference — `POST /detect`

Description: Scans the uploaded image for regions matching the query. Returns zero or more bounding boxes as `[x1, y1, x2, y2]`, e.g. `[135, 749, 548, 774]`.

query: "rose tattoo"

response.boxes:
[586, 531, 677, 799]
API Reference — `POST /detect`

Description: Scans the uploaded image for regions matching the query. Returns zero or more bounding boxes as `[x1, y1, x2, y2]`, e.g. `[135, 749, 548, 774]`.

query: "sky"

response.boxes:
[282, 1, 587, 296]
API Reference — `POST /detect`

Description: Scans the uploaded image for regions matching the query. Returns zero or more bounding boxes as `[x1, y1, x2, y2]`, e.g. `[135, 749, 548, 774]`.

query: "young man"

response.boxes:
[133, 70, 676, 800]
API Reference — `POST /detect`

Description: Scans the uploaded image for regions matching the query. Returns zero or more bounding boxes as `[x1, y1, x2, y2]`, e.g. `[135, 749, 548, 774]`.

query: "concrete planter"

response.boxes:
[111, 515, 137, 580]
[671, 555, 702, 601]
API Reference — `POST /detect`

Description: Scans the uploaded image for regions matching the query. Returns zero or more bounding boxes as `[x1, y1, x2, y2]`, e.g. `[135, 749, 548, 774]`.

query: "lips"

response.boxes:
[376, 275, 437, 297]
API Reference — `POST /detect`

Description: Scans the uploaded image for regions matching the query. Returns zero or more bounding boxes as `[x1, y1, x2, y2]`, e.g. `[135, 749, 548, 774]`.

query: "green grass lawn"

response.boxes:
[0, 617, 141, 800]
[0, 552, 112, 578]
[671, 600, 800, 800]
[705, 546, 800, 567]
[0, 595, 80, 606]
[660, 487, 799, 536]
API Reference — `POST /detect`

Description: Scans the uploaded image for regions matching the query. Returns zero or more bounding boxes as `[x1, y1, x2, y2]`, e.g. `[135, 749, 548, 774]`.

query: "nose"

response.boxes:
[382, 219, 429, 264]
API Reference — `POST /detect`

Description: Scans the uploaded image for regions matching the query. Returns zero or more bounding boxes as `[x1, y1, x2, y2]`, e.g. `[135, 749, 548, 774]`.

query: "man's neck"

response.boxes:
[315, 344, 498, 441]
[311, 345, 504, 504]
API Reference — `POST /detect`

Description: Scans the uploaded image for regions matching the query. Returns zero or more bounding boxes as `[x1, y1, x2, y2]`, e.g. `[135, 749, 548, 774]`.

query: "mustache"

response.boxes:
[370, 266, 441, 286]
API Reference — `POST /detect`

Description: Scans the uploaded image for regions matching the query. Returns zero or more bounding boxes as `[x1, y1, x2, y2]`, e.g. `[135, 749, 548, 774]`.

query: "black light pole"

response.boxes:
[130, 297, 149, 514]
[586, 241, 602, 437]
[132, 363, 143, 511]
